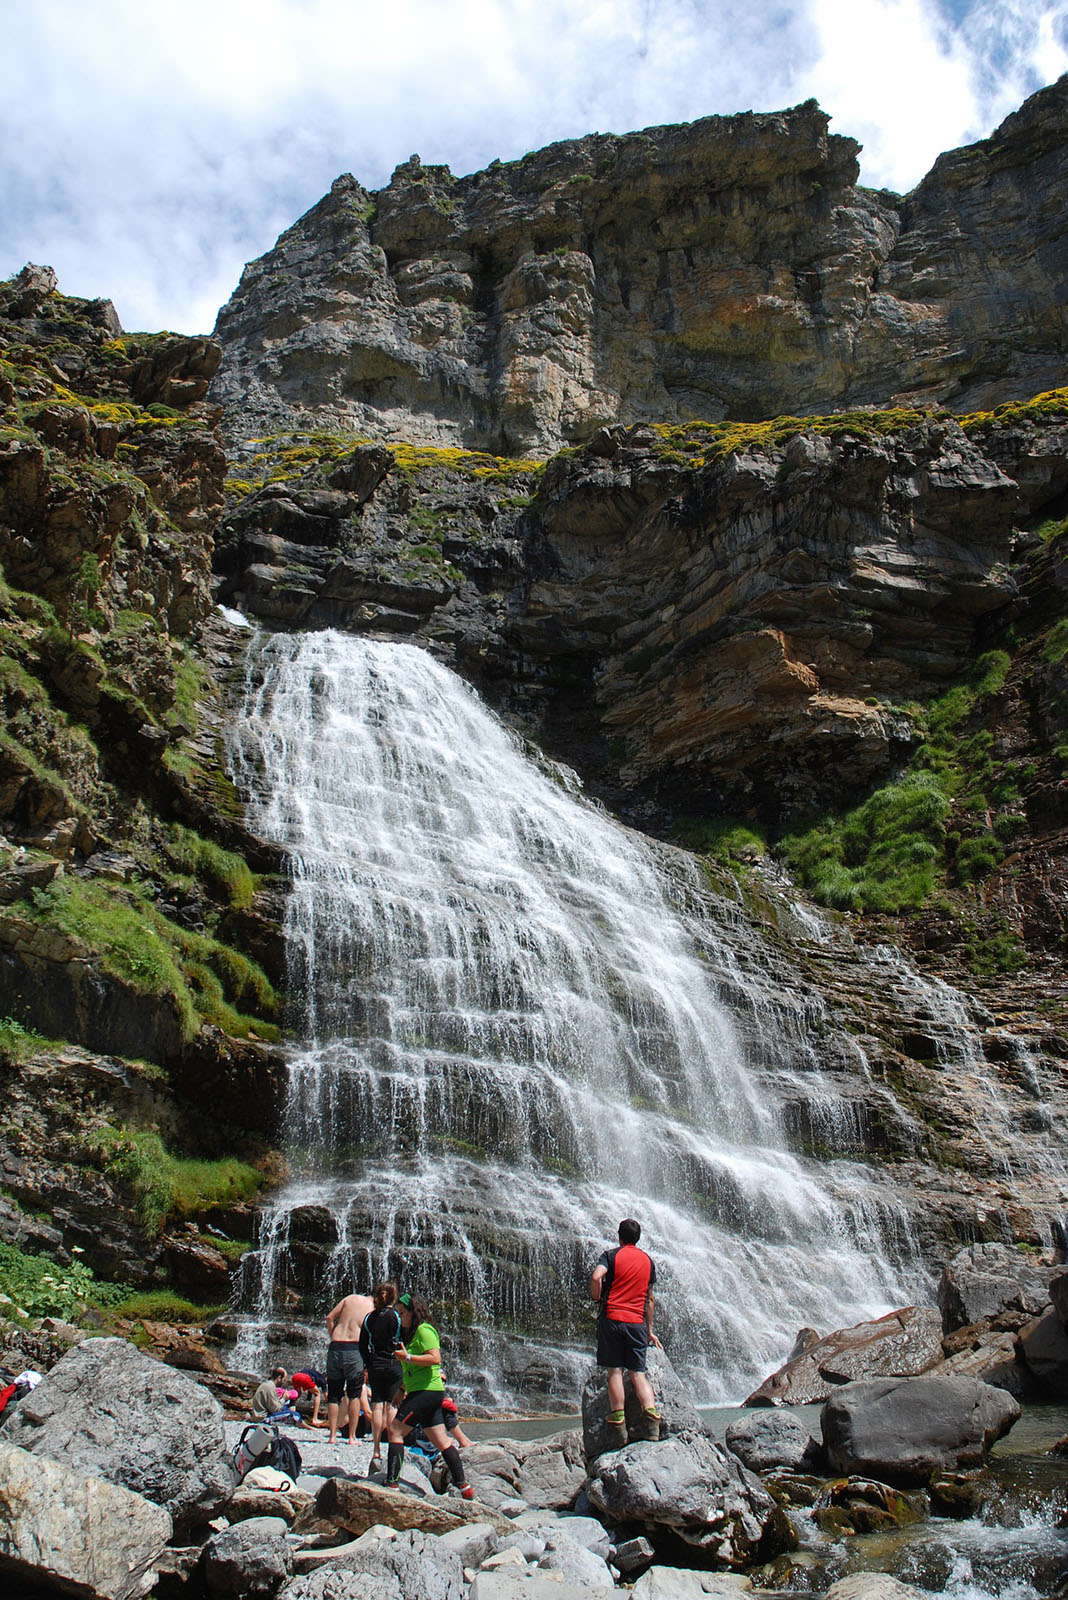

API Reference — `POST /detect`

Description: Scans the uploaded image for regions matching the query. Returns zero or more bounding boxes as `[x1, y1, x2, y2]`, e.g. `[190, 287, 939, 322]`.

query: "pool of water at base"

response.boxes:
[467, 1403, 1068, 1599]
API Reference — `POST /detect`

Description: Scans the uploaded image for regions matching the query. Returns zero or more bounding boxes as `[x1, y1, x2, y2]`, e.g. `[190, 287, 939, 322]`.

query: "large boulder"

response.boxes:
[1049, 1268, 1068, 1327]
[582, 1345, 703, 1460]
[461, 1430, 585, 1511]
[825, 1577, 929, 1600]
[724, 1410, 820, 1473]
[938, 1244, 1051, 1333]
[202, 1516, 294, 1599]
[631, 1571, 756, 1599]
[822, 1375, 1020, 1486]
[1, 1335, 234, 1531]
[745, 1306, 943, 1406]
[586, 1431, 795, 1567]
[0, 1438, 172, 1600]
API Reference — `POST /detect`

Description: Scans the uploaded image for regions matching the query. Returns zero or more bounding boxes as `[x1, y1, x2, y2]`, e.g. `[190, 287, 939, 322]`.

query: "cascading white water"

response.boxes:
[229, 629, 924, 1404]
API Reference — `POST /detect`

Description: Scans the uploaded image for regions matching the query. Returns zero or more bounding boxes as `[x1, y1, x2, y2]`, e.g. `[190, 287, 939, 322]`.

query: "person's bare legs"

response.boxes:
[327, 1400, 340, 1444]
[606, 1368, 626, 1414]
[631, 1369, 656, 1411]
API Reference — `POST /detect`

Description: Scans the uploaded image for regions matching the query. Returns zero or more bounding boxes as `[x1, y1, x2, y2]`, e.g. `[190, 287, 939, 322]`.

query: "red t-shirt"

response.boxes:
[600, 1243, 655, 1323]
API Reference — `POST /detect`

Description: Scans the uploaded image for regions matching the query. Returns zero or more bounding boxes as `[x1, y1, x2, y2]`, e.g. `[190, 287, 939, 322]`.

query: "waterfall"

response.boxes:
[229, 629, 923, 1405]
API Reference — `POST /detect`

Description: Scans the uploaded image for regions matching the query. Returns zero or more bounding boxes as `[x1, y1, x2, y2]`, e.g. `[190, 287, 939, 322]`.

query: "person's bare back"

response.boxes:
[327, 1292, 374, 1341]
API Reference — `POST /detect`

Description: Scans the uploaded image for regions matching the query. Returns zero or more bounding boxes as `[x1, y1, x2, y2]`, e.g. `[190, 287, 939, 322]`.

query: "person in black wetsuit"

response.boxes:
[359, 1280, 404, 1472]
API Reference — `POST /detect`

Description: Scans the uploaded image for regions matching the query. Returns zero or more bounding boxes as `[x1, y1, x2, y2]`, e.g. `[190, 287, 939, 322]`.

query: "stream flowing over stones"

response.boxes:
[227, 628, 930, 1404]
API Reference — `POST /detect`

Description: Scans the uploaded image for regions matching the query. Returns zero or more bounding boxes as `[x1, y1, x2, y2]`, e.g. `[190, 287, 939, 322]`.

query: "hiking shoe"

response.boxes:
[459, 1483, 475, 1501]
[635, 1409, 662, 1443]
[605, 1418, 627, 1450]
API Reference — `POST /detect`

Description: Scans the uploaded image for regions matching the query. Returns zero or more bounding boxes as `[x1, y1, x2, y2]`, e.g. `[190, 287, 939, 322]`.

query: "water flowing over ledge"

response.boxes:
[228, 629, 926, 1404]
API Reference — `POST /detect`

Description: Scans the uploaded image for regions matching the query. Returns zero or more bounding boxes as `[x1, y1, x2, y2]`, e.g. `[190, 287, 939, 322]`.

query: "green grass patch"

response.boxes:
[87, 1123, 262, 1234]
[0, 1016, 58, 1063]
[163, 824, 255, 909]
[779, 651, 1017, 912]
[105, 1289, 225, 1324]
[672, 818, 767, 863]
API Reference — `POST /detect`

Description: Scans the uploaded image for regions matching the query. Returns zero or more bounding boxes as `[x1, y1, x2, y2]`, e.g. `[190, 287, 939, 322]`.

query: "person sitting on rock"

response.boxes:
[590, 1216, 663, 1446]
[251, 1366, 305, 1426]
[291, 1366, 328, 1426]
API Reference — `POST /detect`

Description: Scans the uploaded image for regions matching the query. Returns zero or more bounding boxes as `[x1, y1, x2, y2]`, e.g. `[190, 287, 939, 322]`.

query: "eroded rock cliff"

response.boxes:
[211, 78, 1068, 455]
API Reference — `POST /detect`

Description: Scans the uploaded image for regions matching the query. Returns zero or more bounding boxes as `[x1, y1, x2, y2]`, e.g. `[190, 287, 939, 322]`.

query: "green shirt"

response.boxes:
[402, 1321, 443, 1393]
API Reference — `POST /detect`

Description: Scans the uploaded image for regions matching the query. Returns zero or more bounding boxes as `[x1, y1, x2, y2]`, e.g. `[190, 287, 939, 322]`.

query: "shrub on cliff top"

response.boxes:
[87, 1122, 262, 1234]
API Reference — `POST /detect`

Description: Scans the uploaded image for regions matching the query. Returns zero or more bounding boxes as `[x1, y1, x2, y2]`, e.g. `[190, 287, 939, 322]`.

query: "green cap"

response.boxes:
[398, 1292, 413, 1308]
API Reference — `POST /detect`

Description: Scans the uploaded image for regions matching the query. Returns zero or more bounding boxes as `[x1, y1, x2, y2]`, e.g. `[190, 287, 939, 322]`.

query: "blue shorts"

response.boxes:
[597, 1318, 649, 1371]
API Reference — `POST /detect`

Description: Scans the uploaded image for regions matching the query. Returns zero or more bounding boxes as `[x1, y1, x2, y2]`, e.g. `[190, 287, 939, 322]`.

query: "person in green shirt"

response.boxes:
[384, 1292, 474, 1499]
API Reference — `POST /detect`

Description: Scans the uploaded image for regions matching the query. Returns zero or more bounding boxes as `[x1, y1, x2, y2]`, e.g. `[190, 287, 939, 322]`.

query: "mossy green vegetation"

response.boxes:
[779, 651, 1020, 915]
[647, 387, 1068, 470]
[0, 1017, 59, 1063]
[25, 877, 278, 1043]
[87, 1122, 262, 1234]
[106, 1289, 225, 1324]
[672, 818, 767, 862]
[162, 824, 254, 909]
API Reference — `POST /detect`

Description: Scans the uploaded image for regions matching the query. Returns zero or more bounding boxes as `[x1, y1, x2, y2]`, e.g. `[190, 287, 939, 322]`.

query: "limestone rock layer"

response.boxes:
[211, 78, 1068, 455]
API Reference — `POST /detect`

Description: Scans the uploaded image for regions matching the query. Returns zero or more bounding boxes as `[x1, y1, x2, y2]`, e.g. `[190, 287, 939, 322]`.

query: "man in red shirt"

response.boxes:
[589, 1217, 663, 1446]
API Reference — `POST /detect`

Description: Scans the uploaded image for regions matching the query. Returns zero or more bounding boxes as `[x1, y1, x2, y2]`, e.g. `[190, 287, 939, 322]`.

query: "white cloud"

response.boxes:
[0, 0, 1064, 331]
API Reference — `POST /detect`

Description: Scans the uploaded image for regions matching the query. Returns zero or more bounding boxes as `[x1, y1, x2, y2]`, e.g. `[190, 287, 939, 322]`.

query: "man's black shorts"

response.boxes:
[396, 1388, 446, 1431]
[597, 1318, 649, 1371]
[368, 1360, 402, 1404]
[326, 1340, 364, 1401]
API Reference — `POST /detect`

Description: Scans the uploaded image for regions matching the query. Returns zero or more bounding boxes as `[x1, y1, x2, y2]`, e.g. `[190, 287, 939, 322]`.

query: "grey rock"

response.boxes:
[1049, 1268, 1068, 1328]
[630, 1571, 752, 1599]
[282, 1574, 401, 1600]
[202, 1516, 294, 1598]
[469, 1572, 606, 1600]
[582, 1344, 703, 1461]
[586, 1431, 793, 1565]
[0, 1438, 172, 1600]
[435, 1520, 500, 1567]
[821, 1375, 1020, 1485]
[613, 1534, 657, 1573]
[1, 1335, 234, 1531]
[938, 1244, 1052, 1333]
[462, 1430, 584, 1512]
[825, 1576, 929, 1600]
[724, 1410, 819, 1473]
[536, 1528, 615, 1587]
[558, 1513, 612, 1558]
[288, 1529, 463, 1600]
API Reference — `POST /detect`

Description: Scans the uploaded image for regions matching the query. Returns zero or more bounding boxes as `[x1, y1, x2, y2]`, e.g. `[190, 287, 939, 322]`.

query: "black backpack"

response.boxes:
[268, 1432, 303, 1479]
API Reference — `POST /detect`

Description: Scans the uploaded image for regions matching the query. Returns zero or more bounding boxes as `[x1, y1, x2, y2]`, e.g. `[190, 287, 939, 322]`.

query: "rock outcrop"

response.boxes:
[1, 1335, 235, 1532]
[211, 79, 1068, 456]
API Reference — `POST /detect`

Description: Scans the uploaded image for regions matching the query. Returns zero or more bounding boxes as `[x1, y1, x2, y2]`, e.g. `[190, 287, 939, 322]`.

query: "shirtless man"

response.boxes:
[325, 1289, 374, 1444]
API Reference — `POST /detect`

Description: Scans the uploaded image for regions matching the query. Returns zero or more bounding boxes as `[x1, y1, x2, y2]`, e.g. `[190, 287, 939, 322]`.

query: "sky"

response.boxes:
[2, 0, 1066, 335]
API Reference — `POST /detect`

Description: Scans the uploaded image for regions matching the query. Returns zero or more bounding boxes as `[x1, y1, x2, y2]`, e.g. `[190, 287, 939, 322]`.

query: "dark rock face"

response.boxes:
[821, 1374, 1020, 1485]
[202, 1516, 294, 1599]
[1, 1335, 235, 1532]
[211, 80, 1068, 455]
[585, 1431, 796, 1566]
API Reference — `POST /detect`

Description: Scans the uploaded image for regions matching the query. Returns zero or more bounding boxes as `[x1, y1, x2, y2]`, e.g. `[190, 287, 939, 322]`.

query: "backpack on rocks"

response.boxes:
[233, 1423, 301, 1483]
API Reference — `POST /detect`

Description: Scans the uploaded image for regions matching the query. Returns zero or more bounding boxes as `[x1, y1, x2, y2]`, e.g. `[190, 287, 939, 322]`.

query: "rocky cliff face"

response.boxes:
[211, 78, 1068, 455]
[0, 266, 285, 1292]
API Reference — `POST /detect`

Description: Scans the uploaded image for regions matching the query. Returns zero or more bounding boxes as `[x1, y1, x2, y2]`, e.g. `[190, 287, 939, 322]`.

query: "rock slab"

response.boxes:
[582, 1345, 703, 1460]
[821, 1375, 1020, 1486]
[1, 1335, 234, 1531]
[745, 1306, 943, 1406]
[0, 1437, 172, 1600]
